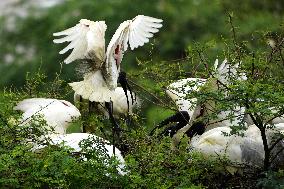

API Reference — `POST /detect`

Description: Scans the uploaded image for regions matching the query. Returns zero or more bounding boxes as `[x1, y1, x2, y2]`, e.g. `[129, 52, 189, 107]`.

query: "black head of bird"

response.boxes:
[185, 121, 206, 138]
[150, 111, 190, 136]
[118, 71, 135, 113]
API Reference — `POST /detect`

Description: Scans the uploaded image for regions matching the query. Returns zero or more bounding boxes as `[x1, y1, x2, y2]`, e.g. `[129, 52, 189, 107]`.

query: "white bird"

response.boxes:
[14, 98, 81, 134]
[53, 15, 163, 103]
[14, 99, 126, 174]
[74, 87, 141, 118]
[150, 78, 206, 137]
[165, 59, 246, 131]
[157, 59, 247, 145]
[46, 133, 126, 175]
[190, 123, 284, 174]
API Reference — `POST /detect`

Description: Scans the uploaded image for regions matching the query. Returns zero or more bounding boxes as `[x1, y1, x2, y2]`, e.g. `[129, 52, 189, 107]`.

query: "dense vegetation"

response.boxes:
[1, 0, 284, 188]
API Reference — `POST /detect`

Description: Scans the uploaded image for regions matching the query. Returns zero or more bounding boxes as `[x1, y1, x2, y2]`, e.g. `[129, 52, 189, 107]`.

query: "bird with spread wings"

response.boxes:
[53, 15, 163, 107]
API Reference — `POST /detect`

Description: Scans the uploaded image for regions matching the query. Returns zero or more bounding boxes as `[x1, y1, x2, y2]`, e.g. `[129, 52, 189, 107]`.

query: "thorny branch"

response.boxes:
[228, 13, 241, 61]
[128, 79, 176, 111]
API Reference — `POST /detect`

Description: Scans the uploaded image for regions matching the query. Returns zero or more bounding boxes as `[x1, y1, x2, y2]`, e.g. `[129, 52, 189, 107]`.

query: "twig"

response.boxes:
[128, 79, 174, 110]
[228, 13, 241, 61]
[18, 100, 56, 125]
[268, 133, 284, 152]
[270, 145, 284, 164]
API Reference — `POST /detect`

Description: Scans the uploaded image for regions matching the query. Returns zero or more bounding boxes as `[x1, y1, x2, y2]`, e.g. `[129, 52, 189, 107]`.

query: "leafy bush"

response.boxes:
[1, 1, 284, 187]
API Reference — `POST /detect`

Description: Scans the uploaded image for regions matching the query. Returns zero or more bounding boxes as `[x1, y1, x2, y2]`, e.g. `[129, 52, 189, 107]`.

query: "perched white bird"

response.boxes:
[158, 59, 247, 145]
[74, 87, 141, 118]
[14, 98, 81, 134]
[53, 15, 163, 103]
[190, 123, 284, 174]
[47, 133, 126, 175]
[150, 78, 206, 137]
[165, 59, 246, 130]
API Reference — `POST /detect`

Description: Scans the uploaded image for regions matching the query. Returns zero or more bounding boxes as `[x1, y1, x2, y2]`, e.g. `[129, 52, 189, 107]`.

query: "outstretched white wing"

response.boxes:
[53, 19, 107, 65]
[104, 15, 163, 89]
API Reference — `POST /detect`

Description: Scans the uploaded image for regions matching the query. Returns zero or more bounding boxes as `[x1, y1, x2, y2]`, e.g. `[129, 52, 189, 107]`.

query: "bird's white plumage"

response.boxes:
[73, 87, 141, 117]
[69, 70, 113, 102]
[214, 59, 247, 85]
[190, 123, 284, 173]
[106, 15, 162, 54]
[105, 15, 163, 89]
[170, 59, 247, 146]
[128, 15, 163, 50]
[53, 19, 106, 64]
[14, 98, 81, 134]
[105, 15, 162, 89]
[47, 133, 126, 175]
[206, 59, 247, 129]
[98, 87, 141, 117]
[54, 15, 163, 102]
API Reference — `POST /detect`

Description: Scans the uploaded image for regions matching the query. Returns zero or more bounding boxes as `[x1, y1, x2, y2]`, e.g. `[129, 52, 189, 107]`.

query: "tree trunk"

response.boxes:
[260, 126, 270, 171]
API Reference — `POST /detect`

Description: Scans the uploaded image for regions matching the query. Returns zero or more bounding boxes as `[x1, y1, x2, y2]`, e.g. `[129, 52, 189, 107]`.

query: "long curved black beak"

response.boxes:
[150, 111, 190, 136]
[118, 72, 135, 113]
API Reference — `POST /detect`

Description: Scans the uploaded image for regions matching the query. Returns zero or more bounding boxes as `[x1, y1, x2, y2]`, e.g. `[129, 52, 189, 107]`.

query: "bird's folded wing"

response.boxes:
[14, 98, 57, 112]
[53, 19, 106, 65]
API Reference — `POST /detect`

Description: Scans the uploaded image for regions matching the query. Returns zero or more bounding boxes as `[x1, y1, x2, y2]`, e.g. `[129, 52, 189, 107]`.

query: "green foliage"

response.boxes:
[257, 170, 284, 189]
[1, 0, 284, 188]
[1, 0, 283, 88]
[123, 129, 221, 188]
[0, 74, 127, 188]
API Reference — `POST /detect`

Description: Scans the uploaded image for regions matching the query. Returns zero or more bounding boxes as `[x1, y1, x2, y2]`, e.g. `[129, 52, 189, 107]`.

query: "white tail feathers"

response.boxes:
[69, 81, 112, 103]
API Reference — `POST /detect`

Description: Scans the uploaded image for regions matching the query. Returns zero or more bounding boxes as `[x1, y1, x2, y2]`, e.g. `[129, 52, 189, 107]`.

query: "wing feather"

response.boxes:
[59, 39, 77, 54]
[128, 15, 163, 50]
[133, 27, 149, 43]
[136, 23, 154, 38]
[53, 34, 77, 43]
[53, 19, 107, 64]
[53, 26, 76, 36]
[104, 15, 163, 90]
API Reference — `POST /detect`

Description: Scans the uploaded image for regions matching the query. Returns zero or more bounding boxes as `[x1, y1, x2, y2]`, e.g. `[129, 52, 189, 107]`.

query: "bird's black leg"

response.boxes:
[88, 101, 96, 114]
[118, 71, 135, 113]
[105, 101, 121, 155]
[125, 115, 132, 127]
[150, 111, 190, 136]
[105, 101, 121, 130]
[78, 95, 83, 112]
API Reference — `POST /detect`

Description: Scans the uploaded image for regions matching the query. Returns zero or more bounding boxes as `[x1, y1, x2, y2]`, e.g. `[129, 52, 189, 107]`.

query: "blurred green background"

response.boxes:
[1, 0, 283, 87]
[0, 0, 283, 128]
